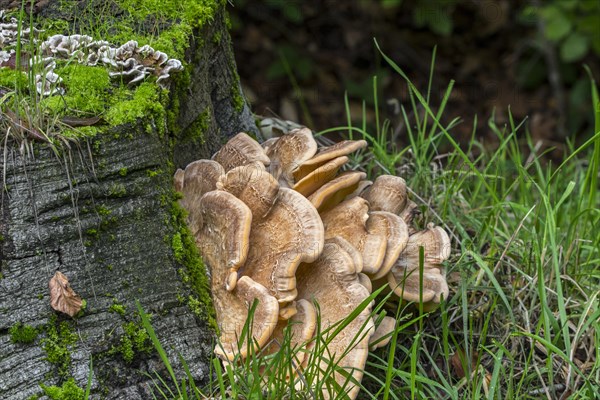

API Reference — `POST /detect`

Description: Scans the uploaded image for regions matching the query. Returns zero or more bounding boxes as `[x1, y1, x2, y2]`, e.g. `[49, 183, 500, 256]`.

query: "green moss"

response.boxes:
[41, 315, 78, 379]
[105, 82, 166, 135]
[166, 68, 191, 135]
[85, 228, 98, 237]
[108, 0, 222, 61]
[146, 168, 163, 178]
[230, 81, 245, 113]
[78, 299, 87, 316]
[96, 205, 111, 216]
[108, 302, 126, 316]
[43, 65, 111, 115]
[40, 378, 84, 400]
[118, 167, 128, 176]
[170, 200, 217, 332]
[182, 108, 210, 145]
[0, 68, 28, 89]
[109, 321, 153, 363]
[9, 322, 38, 344]
[212, 31, 222, 44]
[228, 51, 245, 113]
[107, 183, 127, 198]
[171, 232, 185, 263]
[150, 23, 194, 61]
[2, 0, 226, 142]
[38, 67, 167, 138]
[116, 0, 222, 29]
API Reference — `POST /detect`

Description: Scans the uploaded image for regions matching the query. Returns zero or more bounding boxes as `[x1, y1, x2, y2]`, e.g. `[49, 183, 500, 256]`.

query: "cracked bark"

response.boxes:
[0, 2, 256, 399]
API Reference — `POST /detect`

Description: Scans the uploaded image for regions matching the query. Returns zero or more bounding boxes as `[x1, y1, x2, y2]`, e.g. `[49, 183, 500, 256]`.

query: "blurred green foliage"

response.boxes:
[384, 0, 599, 63]
[381, 0, 458, 36]
[410, 0, 458, 36]
[521, 0, 600, 63]
[267, 45, 314, 81]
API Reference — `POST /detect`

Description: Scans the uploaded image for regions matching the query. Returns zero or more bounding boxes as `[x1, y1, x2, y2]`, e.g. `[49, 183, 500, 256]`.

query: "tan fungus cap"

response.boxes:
[241, 188, 325, 312]
[177, 160, 225, 235]
[321, 197, 387, 275]
[357, 273, 372, 292]
[214, 275, 279, 361]
[262, 298, 317, 375]
[308, 171, 367, 213]
[361, 174, 408, 215]
[295, 240, 374, 400]
[217, 162, 280, 220]
[196, 191, 252, 292]
[367, 211, 409, 281]
[173, 168, 184, 192]
[387, 265, 449, 305]
[345, 180, 373, 200]
[326, 235, 364, 274]
[265, 127, 317, 187]
[400, 200, 419, 226]
[369, 316, 396, 351]
[395, 224, 451, 269]
[293, 139, 367, 182]
[292, 155, 348, 197]
[212, 132, 270, 172]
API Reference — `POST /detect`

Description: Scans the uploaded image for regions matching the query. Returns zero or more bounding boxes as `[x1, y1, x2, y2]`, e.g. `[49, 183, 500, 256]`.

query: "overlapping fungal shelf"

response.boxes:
[175, 128, 451, 399]
[0, 11, 182, 95]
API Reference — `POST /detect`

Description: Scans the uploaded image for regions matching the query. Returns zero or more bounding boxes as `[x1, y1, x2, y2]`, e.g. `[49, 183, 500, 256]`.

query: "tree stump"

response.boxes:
[0, 1, 255, 398]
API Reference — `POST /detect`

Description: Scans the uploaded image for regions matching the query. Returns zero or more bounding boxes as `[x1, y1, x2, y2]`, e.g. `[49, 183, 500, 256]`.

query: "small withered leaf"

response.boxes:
[60, 116, 103, 128]
[49, 271, 83, 317]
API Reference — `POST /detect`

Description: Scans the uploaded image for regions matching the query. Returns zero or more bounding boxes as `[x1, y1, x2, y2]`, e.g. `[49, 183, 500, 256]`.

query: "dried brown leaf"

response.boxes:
[60, 116, 103, 127]
[450, 349, 479, 379]
[49, 271, 83, 317]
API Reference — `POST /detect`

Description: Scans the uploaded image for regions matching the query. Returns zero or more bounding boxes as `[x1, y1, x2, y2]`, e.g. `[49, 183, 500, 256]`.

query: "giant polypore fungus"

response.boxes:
[175, 127, 452, 399]
[295, 239, 374, 400]
[212, 132, 270, 172]
[321, 197, 391, 275]
[386, 223, 451, 309]
[264, 127, 317, 187]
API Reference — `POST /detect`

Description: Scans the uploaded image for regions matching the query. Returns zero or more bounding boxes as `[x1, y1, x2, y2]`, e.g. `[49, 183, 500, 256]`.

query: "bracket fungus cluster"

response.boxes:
[0, 11, 182, 95]
[175, 128, 452, 399]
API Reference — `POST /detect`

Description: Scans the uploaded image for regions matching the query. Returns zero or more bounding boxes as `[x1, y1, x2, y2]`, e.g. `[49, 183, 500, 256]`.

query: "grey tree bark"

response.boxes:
[0, 1, 255, 398]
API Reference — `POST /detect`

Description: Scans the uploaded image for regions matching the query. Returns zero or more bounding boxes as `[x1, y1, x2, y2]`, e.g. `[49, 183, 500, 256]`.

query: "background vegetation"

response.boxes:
[230, 0, 599, 144]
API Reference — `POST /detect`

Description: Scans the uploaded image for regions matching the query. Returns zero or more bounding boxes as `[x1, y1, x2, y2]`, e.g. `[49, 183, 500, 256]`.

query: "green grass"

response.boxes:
[326, 45, 600, 399]
[144, 47, 599, 399]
